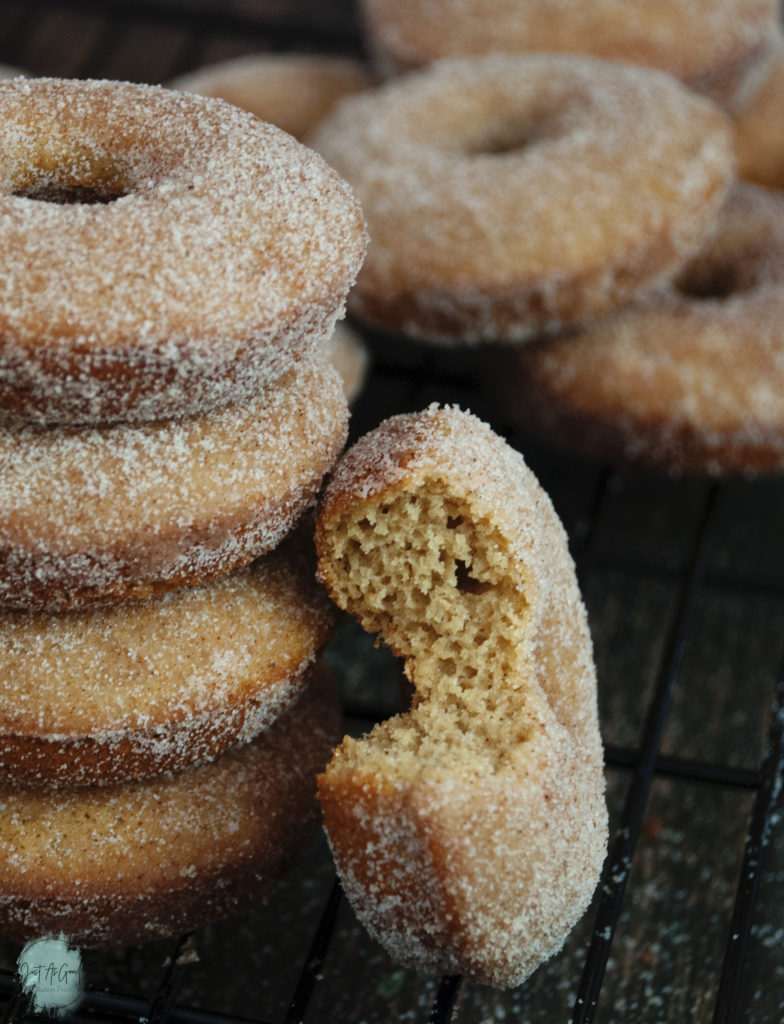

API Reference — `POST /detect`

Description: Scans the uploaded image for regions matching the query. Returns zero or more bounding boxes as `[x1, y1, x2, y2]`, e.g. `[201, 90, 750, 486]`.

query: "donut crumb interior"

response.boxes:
[322, 482, 534, 768]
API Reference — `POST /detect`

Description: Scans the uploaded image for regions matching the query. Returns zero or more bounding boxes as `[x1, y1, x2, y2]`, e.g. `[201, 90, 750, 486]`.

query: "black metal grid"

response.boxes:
[1, 4, 783, 1021]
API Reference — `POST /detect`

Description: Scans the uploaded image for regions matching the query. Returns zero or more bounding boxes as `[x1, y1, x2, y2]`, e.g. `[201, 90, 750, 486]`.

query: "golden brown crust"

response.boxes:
[323, 321, 370, 404]
[0, 539, 339, 788]
[0, 665, 342, 947]
[0, 354, 348, 611]
[0, 77, 367, 426]
[734, 35, 784, 189]
[487, 184, 784, 477]
[361, 0, 778, 109]
[315, 405, 607, 987]
[310, 54, 734, 345]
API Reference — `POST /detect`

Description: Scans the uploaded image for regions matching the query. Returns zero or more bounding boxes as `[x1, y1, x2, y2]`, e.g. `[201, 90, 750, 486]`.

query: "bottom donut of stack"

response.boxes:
[0, 665, 341, 947]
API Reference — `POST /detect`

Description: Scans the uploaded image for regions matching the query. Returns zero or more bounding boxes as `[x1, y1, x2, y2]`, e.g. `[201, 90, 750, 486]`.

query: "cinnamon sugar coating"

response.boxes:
[170, 53, 373, 141]
[0, 77, 367, 426]
[310, 54, 734, 345]
[0, 538, 338, 788]
[314, 405, 607, 987]
[488, 184, 784, 477]
[0, 666, 341, 947]
[169, 56, 372, 402]
[0, 353, 348, 611]
[361, 0, 778, 111]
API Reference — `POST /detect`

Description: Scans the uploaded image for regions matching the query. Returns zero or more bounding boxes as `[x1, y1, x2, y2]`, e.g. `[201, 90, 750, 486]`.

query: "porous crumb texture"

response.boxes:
[310, 53, 734, 344]
[170, 53, 374, 142]
[315, 405, 607, 987]
[489, 183, 784, 476]
[733, 33, 784, 189]
[0, 76, 367, 425]
[0, 665, 342, 948]
[361, 0, 778, 110]
[0, 352, 348, 611]
[0, 537, 339, 788]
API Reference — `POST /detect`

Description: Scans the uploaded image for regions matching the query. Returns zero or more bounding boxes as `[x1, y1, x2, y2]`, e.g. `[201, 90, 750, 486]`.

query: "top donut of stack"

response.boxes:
[0, 76, 367, 426]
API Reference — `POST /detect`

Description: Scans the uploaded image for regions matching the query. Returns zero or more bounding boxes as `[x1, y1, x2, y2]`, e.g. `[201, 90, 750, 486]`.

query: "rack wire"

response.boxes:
[1, 3, 783, 1021]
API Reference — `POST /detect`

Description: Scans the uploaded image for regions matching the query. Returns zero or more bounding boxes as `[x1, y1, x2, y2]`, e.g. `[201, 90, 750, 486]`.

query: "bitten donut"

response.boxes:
[0, 666, 341, 947]
[361, 0, 778, 111]
[314, 405, 607, 987]
[0, 77, 366, 426]
[734, 35, 784, 188]
[310, 54, 734, 345]
[0, 537, 338, 788]
[488, 184, 784, 476]
[170, 53, 373, 141]
[0, 352, 347, 611]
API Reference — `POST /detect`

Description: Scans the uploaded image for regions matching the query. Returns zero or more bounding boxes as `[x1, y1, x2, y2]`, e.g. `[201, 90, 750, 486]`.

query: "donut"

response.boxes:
[360, 0, 779, 111]
[309, 54, 734, 345]
[734, 34, 784, 188]
[314, 405, 607, 987]
[487, 184, 784, 476]
[0, 77, 366, 426]
[0, 352, 347, 611]
[0, 537, 338, 788]
[170, 54, 373, 402]
[0, 664, 341, 947]
[170, 53, 373, 141]
[324, 321, 370, 404]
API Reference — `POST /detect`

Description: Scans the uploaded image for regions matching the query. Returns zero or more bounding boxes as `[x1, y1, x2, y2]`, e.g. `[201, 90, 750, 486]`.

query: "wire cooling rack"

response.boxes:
[1, 3, 783, 1021]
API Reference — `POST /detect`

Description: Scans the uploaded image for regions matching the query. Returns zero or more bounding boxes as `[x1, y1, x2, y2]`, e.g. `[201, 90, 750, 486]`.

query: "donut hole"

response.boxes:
[462, 122, 540, 156]
[456, 90, 587, 158]
[13, 182, 126, 205]
[674, 261, 752, 300]
[8, 144, 136, 205]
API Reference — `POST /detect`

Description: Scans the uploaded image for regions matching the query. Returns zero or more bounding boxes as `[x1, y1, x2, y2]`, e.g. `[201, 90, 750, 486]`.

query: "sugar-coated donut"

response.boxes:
[0, 537, 338, 788]
[0, 665, 341, 947]
[488, 185, 784, 476]
[314, 405, 607, 987]
[361, 0, 779, 111]
[0, 77, 366, 426]
[734, 35, 784, 189]
[0, 353, 347, 611]
[170, 53, 373, 141]
[169, 55, 372, 402]
[310, 54, 734, 345]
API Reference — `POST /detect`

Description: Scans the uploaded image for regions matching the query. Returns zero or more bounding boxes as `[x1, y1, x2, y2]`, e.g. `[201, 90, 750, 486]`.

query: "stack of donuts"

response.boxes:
[295, 0, 784, 476]
[0, 75, 367, 945]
